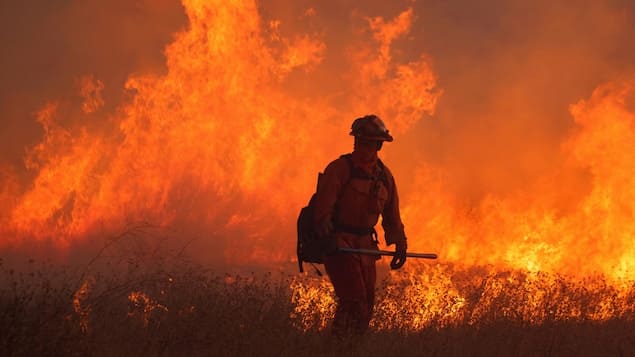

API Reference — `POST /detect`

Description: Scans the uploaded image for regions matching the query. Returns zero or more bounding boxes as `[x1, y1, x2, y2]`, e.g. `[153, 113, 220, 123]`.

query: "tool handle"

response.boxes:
[338, 247, 437, 259]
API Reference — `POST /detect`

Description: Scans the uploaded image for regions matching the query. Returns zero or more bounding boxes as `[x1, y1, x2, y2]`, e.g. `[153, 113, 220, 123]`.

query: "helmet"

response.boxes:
[349, 115, 394, 142]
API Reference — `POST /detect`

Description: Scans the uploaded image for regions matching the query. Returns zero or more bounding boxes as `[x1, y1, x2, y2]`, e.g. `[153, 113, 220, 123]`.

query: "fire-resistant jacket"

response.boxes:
[313, 152, 406, 245]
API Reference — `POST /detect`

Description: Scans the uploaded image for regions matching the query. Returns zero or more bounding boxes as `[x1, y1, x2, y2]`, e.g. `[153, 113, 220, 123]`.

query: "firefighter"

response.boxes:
[313, 114, 408, 335]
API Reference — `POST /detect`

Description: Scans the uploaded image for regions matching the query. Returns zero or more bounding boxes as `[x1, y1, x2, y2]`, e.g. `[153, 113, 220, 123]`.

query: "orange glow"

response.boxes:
[77, 75, 105, 114]
[403, 82, 635, 281]
[0, 1, 439, 261]
[128, 291, 168, 327]
[72, 277, 94, 333]
[1, 0, 635, 331]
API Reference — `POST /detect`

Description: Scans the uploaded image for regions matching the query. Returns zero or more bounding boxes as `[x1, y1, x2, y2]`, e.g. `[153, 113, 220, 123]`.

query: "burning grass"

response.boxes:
[2, 254, 635, 356]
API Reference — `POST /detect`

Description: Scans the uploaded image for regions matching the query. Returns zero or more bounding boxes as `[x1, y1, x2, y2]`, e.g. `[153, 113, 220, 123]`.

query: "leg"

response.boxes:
[324, 252, 376, 334]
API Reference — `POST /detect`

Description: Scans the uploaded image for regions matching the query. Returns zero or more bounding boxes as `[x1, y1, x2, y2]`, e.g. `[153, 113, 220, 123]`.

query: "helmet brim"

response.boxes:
[350, 132, 394, 142]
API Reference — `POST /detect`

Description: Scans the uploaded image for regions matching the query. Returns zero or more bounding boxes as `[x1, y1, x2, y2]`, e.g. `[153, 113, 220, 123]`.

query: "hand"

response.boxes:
[390, 240, 407, 270]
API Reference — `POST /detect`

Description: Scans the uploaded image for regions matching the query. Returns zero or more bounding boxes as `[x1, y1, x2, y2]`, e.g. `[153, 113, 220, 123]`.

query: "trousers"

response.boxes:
[323, 232, 378, 334]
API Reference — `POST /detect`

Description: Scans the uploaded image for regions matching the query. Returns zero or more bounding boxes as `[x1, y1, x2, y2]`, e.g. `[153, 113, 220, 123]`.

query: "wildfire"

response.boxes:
[290, 277, 335, 331]
[401, 81, 635, 281]
[128, 291, 168, 327]
[1, 0, 635, 332]
[72, 277, 95, 333]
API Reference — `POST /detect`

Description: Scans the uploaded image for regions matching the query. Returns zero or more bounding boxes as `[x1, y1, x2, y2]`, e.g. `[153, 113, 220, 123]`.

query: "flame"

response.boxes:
[290, 277, 335, 331]
[403, 81, 635, 281]
[1, 0, 635, 331]
[77, 75, 105, 114]
[72, 277, 94, 333]
[291, 266, 635, 331]
[287, 71, 635, 331]
[128, 291, 168, 327]
[0, 1, 439, 261]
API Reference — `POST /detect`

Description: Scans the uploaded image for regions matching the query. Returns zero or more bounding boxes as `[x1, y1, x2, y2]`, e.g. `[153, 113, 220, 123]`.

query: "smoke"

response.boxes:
[0, 0, 187, 167]
[249, 0, 635, 201]
[407, 0, 635, 201]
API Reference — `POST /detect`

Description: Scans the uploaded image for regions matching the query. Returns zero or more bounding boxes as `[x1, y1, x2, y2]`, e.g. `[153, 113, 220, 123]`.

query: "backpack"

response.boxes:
[296, 180, 326, 273]
[296, 154, 388, 273]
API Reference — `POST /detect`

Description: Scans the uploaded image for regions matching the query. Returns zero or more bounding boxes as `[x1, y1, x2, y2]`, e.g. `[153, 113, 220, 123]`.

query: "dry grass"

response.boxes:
[2, 254, 635, 356]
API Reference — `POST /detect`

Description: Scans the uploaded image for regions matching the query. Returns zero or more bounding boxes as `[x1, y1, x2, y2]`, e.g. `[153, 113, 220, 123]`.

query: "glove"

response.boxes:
[390, 240, 407, 270]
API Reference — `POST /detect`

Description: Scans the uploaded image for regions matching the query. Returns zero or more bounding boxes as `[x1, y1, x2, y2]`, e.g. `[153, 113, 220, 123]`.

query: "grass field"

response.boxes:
[2, 255, 635, 356]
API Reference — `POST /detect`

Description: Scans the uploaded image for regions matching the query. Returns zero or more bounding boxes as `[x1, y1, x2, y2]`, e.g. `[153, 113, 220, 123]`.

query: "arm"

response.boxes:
[381, 169, 406, 246]
[381, 167, 408, 269]
[312, 159, 347, 229]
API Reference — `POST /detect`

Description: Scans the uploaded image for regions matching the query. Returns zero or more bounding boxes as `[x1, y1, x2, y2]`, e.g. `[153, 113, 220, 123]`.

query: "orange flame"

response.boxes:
[0, 1, 439, 264]
[72, 277, 94, 333]
[128, 291, 168, 327]
[403, 81, 635, 281]
[77, 75, 105, 114]
[1, 0, 635, 330]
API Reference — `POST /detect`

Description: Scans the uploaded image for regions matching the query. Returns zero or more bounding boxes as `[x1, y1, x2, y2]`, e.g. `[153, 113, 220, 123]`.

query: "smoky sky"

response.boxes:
[275, 0, 635, 199]
[0, 0, 187, 169]
[2, 0, 635, 200]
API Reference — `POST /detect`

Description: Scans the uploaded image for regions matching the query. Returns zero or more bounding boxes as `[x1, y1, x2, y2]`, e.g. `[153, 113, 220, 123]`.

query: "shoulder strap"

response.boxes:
[339, 153, 355, 185]
[376, 158, 389, 187]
